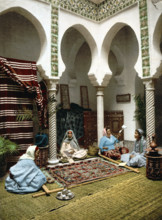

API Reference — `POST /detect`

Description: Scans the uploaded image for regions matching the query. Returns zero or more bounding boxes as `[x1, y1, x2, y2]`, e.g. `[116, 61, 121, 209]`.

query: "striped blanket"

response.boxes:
[0, 56, 44, 150]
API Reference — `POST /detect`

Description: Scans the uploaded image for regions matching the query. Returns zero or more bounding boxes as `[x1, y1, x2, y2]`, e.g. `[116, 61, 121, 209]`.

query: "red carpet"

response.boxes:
[49, 158, 128, 186]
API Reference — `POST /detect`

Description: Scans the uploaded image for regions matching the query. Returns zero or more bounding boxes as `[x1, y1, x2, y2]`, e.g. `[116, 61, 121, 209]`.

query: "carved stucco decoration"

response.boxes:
[89, 0, 105, 4]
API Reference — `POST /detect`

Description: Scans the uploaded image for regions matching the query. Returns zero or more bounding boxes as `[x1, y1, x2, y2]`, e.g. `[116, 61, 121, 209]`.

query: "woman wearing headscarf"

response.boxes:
[5, 145, 47, 193]
[60, 130, 87, 163]
[99, 127, 124, 160]
[99, 127, 121, 153]
[121, 129, 147, 167]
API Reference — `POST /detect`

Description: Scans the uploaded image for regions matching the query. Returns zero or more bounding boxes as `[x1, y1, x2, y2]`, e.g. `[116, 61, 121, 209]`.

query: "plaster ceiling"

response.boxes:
[89, 0, 105, 4]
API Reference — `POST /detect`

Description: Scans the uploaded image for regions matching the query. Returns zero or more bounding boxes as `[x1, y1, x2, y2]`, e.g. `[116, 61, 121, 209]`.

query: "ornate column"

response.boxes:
[144, 79, 155, 147]
[46, 78, 59, 165]
[96, 87, 105, 145]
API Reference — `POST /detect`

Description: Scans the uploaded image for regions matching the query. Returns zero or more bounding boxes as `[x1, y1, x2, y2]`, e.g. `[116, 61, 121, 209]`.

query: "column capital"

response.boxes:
[45, 77, 59, 91]
[88, 73, 112, 87]
[143, 78, 155, 90]
[96, 86, 105, 96]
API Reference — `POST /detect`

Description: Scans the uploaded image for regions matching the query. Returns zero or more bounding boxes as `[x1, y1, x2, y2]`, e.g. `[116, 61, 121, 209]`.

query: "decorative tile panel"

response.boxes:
[51, 0, 138, 21]
[58, 0, 98, 21]
[98, 0, 137, 21]
[43, 0, 150, 77]
[139, 0, 150, 77]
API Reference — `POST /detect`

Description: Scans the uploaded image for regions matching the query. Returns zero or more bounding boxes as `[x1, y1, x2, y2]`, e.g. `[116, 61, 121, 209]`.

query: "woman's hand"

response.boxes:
[117, 133, 121, 139]
[69, 149, 75, 154]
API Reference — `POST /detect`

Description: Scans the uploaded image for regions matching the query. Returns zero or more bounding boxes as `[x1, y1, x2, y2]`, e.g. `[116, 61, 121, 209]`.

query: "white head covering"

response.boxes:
[61, 130, 80, 151]
[19, 145, 38, 160]
[137, 129, 144, 136]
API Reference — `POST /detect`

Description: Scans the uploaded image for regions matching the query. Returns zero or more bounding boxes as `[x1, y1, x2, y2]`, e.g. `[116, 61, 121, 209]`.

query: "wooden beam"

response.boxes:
[99, 154, 140, 173]
[33, 175, 116, 198]
[32, 186, 64, 198]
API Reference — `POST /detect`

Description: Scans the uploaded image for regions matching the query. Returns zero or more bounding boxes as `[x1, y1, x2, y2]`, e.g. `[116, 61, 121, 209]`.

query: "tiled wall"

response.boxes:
[51, 4, 59, 76]
[139, 0, 150, 77]
[97, 0, 137, 21]
[43, 0, 150, 77]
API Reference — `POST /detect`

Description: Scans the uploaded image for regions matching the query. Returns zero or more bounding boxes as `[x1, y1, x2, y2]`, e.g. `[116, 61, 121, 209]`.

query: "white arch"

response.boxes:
[63, 38, 85, 79]
[100, 22, 140, 85]
[152, 14, 162, 78]
[110, 45, 124, 76]
[60, 27, 86, 78]
[100, 23, 126, 85]
[0, 7, 46, 61]
[59, 23, 98, 85]
[0, 0, 51, 76]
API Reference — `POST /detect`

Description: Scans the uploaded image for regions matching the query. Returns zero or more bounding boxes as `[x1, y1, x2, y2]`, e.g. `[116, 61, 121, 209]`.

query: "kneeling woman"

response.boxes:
[5, 145, 47, 194]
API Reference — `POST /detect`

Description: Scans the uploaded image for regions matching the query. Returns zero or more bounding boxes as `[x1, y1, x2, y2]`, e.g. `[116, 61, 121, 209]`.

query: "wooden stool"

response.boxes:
[36, 146, 49, 168]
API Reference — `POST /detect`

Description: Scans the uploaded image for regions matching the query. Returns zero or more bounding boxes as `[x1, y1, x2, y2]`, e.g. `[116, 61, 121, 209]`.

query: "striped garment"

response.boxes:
[0, 56, 44, 150]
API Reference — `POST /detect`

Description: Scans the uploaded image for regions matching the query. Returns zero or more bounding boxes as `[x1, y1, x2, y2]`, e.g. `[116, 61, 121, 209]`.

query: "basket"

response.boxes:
[36, 146, 49, 167]
[88, 145, 99, 156]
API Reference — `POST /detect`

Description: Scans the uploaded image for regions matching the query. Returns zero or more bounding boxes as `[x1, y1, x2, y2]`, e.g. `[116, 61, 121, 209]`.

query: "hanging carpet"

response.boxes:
[0, 56, 44, 150]
[48, 158, 129, 187]
[56, 103, 84, 149]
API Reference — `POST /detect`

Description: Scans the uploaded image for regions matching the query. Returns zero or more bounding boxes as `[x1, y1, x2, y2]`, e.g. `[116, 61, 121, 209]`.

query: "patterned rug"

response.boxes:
[48, 158, 129, 187]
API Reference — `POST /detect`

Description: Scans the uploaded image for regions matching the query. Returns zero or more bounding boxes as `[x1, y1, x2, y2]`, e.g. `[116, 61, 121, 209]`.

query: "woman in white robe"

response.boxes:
[60, 130, 87, 163]
[121, 129, 147, 167]
[5, 145, 47, 194]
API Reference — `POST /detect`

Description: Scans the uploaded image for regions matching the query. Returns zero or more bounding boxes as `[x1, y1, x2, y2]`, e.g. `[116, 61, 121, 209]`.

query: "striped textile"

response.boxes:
[0, 56, 44, 150]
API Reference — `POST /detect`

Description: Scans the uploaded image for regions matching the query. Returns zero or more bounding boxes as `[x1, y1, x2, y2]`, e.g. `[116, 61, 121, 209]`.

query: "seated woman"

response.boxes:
[99, 127, 122, 159]
[60, 130, 87, 163]
[121, 129, 146, 167]
[5, 145, 47, 194]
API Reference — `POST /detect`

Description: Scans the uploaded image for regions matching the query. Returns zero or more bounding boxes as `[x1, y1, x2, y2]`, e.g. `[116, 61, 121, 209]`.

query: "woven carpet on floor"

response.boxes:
[48, 158, 129, 187]
[0, 167, 162, 220]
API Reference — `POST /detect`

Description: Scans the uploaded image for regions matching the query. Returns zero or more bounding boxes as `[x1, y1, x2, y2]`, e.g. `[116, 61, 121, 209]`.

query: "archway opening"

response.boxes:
[0, 11, 45, 153]
[105, 25, 143, 141]
[0, 11, 41, 61]
[57, 27, 97, 149]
